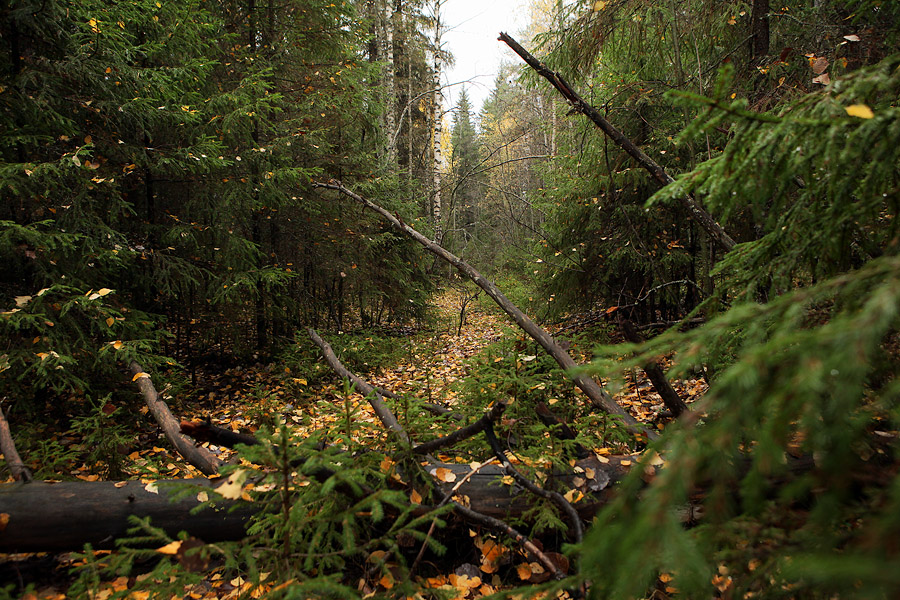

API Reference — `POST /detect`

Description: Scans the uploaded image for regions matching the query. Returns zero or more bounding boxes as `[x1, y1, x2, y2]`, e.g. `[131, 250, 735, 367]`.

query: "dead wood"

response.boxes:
[618, 317, 690, 417]
[179, 420, 261, 448]
[498, 32, 736, 253]
[307, 331, 461, 421]
[308, 329, 411, 444]
[0, 455, 631, 552]
[129, 362, 222, 476]
[312, 181, 656, 442]
[0, 478, 253, 552]
[412, 401, 507, 455]
[0, 403, 32, 482]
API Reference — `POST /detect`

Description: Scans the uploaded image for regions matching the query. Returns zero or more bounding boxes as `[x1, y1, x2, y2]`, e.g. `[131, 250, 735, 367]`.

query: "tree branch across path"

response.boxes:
[498, 32, 736, 253]
[313, 181, 657, 442]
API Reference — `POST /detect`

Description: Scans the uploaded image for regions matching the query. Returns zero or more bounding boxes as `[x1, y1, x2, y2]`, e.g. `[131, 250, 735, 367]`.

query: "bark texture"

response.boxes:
[130, 362, 222, 475]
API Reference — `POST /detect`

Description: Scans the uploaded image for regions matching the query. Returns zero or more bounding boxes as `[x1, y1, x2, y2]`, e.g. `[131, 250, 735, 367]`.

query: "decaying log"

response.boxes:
[0, 403, 32, 482]
[498, 32, 736, 254]
[129, 362, 222, 476]
[0, 478, 253, 552]
[0, 455, 636, 552]
[313, 181, 656, 442]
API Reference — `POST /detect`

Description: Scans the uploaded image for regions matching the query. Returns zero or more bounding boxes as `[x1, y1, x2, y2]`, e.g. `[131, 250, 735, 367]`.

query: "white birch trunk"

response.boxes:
[430, 0, 444, 245]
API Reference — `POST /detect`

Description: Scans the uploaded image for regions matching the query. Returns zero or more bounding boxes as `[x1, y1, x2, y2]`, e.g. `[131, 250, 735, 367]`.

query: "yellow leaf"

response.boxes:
[563, 488, 584, 503]
[215, 469, 249, 499]
[144, 482, 159, 494]
[592, 0, 607, 11]
[106, 317, 115, 327]
[500, 475, 514, 485]
[132, 372, 149, 381]
[97, 287, 112, 296]
[157, 540, 182, 555]
[846, 104, 874, 119]
[88, 18, 100, 33]
[14, 295, 31, 307]
[410, 489, 422, 504]
[292, 377, 307, 385]
[516, 563, 532, 580]
[431, 467, 457, 483]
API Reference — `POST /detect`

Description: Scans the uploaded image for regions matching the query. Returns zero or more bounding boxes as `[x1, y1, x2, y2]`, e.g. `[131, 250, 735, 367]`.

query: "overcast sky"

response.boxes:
[440, 0, 529, 117]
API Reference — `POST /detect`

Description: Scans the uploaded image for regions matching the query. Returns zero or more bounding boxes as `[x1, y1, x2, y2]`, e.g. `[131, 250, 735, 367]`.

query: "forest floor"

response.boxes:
[5, 290, 707, 599]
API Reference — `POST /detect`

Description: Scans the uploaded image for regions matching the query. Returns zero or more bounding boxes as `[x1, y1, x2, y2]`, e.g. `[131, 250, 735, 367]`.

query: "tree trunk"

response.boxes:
[0, 478, 253, 552]
[0, 455, 634, 553]
[430, 0, 444, 245]
[750, 0, 770, 61]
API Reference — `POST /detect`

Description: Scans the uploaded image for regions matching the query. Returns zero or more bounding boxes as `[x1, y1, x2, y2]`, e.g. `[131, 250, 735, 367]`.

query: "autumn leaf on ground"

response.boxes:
[157, 540, 182, 555]
[215, 469, 249, 499]
[431, 467, 457, 482]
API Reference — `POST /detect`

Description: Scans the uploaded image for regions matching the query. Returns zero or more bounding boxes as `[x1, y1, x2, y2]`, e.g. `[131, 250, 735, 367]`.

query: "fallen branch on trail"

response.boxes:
[498, 32, 736, 253]
[308, 328, 461, 422]
[412, 401, 507, 455]
[308, 328, 411, 444]
[129, 362, 222, 476]
[312, 181, 656, 442]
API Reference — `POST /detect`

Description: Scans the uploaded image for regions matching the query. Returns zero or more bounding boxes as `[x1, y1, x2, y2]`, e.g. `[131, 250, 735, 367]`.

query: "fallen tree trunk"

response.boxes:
[0, 456, 633, 553]
[313, 181, 656, 442]
[0, 478, 254, 553]
[498, 32, 736, 254]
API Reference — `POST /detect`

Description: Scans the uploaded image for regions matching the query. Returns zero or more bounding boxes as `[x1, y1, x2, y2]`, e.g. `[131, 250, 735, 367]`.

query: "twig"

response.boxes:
[450, 501, 567, 581]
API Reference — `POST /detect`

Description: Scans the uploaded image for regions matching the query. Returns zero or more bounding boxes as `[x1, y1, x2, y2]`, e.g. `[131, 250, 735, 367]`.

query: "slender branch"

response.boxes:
[498, 32, 736, 253]
[308, 329, 410, 444]
[413, 401, 506, 455]
[129, 362, 222, 476]
[450, 501, 567, 581]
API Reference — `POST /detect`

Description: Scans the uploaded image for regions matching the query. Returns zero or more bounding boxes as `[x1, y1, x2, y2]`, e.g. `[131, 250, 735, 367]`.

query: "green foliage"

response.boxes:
[69, 396, 133, 479]
[574, 54, 900, 599]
